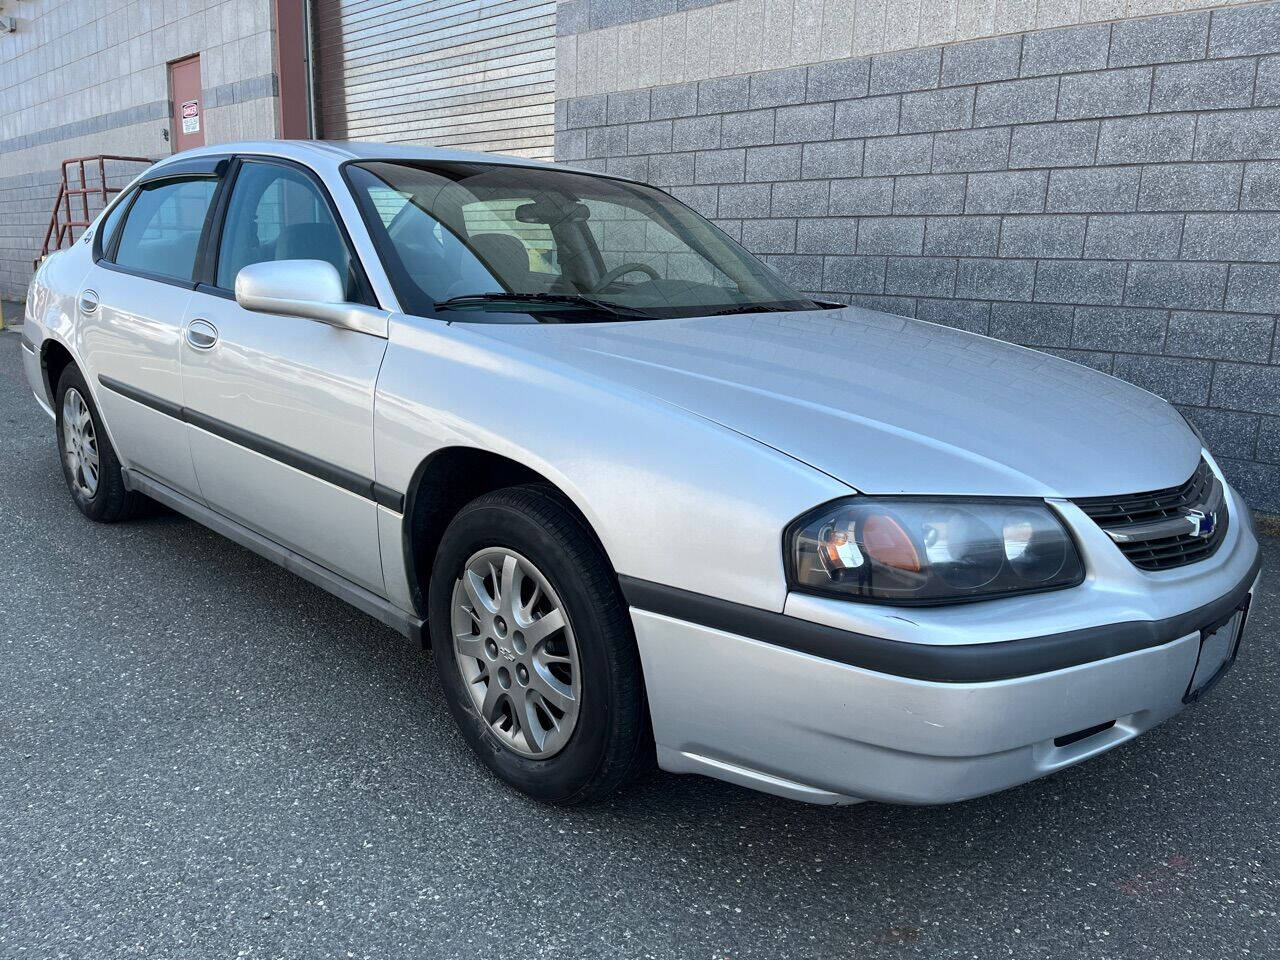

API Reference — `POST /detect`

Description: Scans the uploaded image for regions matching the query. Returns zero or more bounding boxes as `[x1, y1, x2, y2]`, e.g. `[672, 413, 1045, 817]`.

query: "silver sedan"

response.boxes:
[21, 141, 1262, 805]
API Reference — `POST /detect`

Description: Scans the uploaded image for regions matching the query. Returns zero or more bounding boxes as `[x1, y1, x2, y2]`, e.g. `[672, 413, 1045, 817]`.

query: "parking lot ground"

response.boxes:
[1, 330, 1277, 959]
[0, 302, 22, 330]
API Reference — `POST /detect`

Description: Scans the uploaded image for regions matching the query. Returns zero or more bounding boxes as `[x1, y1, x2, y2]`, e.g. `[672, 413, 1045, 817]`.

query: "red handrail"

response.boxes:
[35, 155, 153, 269]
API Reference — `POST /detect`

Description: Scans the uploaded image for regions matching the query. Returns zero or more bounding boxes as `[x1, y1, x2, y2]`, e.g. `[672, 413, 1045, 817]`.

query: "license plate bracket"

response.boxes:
[1184, 598, 1250, 703]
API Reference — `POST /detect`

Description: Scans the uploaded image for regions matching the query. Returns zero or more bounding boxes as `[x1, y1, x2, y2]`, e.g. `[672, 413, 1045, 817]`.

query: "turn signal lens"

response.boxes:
[788, 498, 1083, 605]
[862, 513, 921, 572]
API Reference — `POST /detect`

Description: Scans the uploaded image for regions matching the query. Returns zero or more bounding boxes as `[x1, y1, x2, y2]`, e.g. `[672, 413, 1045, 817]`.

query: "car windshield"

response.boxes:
[345, 159, 819, 322]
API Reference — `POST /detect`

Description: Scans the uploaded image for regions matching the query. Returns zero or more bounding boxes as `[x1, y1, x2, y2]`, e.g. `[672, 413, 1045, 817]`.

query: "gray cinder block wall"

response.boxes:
[0, 0, 281, 302]
[555, 0, 1280, 512]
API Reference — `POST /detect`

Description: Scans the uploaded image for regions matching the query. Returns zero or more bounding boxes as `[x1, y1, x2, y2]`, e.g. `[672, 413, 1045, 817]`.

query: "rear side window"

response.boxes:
[96, 193, 131, 255]
[111, 179, 217, 281]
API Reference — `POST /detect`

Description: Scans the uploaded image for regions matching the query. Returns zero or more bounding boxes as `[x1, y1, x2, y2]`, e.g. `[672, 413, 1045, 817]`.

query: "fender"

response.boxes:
[372, 315, 851, 614]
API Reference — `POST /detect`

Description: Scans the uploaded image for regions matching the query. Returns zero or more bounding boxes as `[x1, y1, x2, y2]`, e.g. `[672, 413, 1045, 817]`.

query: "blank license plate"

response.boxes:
[1186, 605, 1248, 701]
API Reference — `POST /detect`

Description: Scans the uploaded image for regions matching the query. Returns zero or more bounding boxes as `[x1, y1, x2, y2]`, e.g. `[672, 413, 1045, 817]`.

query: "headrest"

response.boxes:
[275, 222, 347, 276]
[468, 233, 531, 286]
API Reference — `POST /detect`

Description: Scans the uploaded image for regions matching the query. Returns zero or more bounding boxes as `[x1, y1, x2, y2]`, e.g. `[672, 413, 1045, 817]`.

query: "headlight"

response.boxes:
[787, 498, 1084, 604]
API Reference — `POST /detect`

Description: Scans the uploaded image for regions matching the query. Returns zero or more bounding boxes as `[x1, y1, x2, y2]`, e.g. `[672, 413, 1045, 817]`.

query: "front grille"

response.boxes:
[1072, 459, 1229, 571]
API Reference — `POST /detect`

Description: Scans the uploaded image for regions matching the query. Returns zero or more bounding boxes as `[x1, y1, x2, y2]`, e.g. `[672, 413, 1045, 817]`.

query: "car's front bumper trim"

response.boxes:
[619, 552, 1261, 683]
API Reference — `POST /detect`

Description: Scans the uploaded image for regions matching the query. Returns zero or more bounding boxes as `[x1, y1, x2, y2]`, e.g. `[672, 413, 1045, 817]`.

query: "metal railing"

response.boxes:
[35, 155, 153, 269]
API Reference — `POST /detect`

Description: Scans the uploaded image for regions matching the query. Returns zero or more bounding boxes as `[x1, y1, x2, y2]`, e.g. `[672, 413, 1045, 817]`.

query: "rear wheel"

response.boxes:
[427, 483, 651, 804]
[55, 365, 143, 522]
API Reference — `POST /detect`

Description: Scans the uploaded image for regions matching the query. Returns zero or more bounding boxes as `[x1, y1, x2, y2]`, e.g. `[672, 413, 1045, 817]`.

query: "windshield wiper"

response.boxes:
[701, 302, 809, 316]
[434, 292, 655, 320]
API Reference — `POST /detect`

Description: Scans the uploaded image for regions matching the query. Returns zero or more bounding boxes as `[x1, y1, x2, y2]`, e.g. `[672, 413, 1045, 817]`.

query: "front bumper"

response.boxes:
[628, 473, 1262, 806]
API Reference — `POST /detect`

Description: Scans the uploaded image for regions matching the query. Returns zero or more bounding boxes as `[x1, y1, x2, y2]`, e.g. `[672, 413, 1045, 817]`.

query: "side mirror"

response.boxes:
[235, 260, 389, 338]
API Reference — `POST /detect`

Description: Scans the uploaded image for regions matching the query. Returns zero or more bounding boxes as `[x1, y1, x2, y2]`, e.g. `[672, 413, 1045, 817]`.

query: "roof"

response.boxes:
[154, 139, 572, 172]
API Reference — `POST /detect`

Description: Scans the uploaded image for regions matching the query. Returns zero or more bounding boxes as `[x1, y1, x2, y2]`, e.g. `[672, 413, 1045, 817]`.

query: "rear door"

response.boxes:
[178, 157, 388, 593]
[81, 163, 224, 500]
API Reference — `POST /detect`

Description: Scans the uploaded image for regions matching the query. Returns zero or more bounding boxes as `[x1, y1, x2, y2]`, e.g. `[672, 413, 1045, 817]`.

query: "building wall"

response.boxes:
[312, 0, 557, 159]
[0, 0, 283, 300]
[556, 0, 1280, 512]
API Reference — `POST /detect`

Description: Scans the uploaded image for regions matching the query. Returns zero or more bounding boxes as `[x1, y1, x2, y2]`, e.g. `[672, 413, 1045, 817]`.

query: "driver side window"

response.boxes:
[216, 161, 358, 298]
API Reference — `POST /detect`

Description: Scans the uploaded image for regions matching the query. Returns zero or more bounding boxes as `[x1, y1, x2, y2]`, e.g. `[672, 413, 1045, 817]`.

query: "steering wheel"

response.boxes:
[590, 261, 660, 292]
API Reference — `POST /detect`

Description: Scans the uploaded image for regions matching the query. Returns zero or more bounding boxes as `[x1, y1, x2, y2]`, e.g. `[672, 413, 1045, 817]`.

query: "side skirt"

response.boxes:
[124, 467, 425, 643]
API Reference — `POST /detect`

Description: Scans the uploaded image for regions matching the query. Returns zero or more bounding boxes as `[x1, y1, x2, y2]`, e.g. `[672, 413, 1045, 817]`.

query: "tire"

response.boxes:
[55, 364, 144, 522]
[427, 483, 652, 804]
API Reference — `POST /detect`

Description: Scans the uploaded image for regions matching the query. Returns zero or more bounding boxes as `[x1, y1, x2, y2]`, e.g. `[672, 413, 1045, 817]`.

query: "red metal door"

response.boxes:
[169, 55, 205, 153]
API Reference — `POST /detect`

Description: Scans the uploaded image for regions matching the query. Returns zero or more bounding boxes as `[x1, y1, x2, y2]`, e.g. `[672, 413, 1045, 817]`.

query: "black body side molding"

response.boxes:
[98, 374, 406, 512]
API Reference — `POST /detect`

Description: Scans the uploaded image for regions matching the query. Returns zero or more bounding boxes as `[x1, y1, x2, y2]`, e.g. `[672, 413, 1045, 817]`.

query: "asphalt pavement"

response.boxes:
[1, 330, 1277, 959]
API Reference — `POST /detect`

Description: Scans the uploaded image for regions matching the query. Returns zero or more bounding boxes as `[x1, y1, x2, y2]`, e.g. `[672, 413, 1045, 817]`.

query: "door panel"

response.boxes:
[180, 291, 387, 592]
[80, 265, 202, 498]
[179, 158, 386, 591]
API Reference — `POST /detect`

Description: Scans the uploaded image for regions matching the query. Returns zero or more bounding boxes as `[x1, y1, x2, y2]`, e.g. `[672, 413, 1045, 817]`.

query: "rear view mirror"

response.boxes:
[515, 201, 590, 225]
[235, 260, 389, 338]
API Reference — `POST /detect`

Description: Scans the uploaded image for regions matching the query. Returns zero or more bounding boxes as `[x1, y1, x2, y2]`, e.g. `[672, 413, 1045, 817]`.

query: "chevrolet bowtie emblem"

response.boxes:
[1185, 508, 1217, 538]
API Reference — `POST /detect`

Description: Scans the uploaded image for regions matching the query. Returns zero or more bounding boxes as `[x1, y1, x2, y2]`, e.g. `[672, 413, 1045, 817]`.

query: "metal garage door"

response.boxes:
[312, 0, 556, 159]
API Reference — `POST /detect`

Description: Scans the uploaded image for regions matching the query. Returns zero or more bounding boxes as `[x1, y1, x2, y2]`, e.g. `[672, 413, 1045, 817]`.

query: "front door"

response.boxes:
[169, 55, 205, 152]
[180, 158, 387, 592]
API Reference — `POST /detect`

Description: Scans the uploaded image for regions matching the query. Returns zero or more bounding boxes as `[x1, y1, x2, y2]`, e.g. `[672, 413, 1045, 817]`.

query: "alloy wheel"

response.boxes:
[62, 388, 100, 498]
[450, 548, 581, 758]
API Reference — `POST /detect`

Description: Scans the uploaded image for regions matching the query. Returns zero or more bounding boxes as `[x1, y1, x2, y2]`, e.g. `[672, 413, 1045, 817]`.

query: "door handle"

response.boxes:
[78, 289, 99, 314]
[185, 318, 219, 350]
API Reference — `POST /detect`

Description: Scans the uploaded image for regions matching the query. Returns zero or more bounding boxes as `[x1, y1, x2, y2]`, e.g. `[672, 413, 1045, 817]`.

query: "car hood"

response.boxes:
[467, 307, 1201, 498]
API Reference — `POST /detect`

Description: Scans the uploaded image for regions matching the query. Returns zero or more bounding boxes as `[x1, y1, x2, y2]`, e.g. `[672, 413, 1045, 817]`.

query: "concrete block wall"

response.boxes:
[556, 1, 1280, 511]
[555, 0, 1271, 97]
[0, 0, 281, 301]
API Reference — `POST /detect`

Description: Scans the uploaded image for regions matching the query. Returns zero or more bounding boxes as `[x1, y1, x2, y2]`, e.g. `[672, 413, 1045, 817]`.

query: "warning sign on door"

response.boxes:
[181, 99, 200, 135]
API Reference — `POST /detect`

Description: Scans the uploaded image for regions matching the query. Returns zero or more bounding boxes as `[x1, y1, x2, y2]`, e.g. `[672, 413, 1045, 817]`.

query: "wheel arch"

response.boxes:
[38, 337, 129, 480]
[40, 338, 76, 408]
[400, 446, 618, 626]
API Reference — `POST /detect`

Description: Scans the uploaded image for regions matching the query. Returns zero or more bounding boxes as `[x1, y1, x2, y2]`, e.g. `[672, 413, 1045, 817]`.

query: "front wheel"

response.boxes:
[427, 484, 651, 804]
